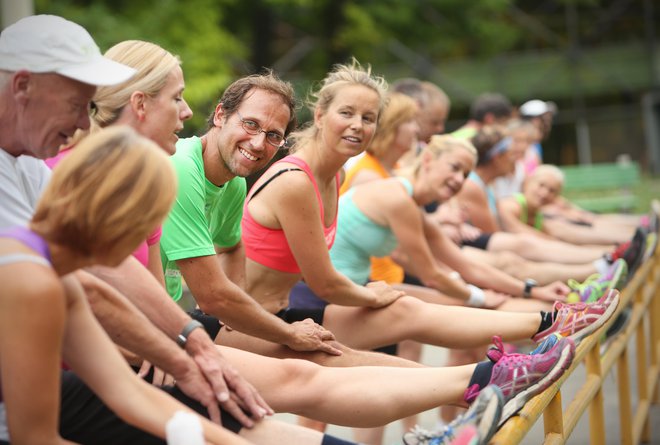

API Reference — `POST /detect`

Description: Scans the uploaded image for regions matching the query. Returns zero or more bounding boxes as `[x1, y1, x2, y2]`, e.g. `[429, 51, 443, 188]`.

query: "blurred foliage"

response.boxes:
[30, 0, 655, 136]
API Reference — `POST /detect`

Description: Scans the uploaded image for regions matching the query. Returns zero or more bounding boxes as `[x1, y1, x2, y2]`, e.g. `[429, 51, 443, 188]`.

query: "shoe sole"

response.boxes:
[498, 341, 574, 426]
[472, 386, 504, 445]
[568, 290, 620, 344]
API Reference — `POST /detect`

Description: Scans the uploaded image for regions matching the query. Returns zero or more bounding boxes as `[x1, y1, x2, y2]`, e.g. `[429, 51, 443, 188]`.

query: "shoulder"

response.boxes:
[0, 259, 62, 307]
[171, 137, 203, 170]
[498, 196, 520, 214]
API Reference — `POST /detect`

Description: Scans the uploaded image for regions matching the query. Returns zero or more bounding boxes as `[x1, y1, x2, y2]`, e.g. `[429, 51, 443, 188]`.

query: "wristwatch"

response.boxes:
[523, 279, 538, 299]
[176, 320, 205, 348]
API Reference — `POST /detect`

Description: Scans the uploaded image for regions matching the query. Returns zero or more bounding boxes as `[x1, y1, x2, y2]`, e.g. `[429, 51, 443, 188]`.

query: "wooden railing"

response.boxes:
[492, 240, 660, 445]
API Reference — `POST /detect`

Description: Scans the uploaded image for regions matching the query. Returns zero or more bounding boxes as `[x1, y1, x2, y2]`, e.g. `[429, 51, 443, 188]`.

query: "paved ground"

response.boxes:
[273, 336, 660, 444]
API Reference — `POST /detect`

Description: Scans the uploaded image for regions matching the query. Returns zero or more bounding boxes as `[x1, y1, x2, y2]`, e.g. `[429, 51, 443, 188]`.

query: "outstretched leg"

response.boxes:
[488, 232, 608, 264]
[218, 346, 474, 427]
[322, 296, 542, 351]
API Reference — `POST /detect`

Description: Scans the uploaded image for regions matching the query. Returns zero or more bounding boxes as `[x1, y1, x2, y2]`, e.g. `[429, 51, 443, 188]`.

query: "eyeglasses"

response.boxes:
[236, 112, 286, 148]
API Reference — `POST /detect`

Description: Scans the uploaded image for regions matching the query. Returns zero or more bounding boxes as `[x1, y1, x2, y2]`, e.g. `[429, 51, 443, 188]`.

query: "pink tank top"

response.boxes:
[242, 156, 339, 274]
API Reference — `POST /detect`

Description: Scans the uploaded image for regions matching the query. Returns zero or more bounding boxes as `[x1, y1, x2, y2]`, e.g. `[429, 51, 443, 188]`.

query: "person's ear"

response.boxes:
[129, 90, 147, 122]
[314, 106, 324, 130]
[213, 102, 226, 128]
[12, 70, 32, 105]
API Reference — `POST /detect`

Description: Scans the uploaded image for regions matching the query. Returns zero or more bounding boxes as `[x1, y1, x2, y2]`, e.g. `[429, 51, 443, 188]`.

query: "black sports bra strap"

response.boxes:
[249, 168, 303, 200]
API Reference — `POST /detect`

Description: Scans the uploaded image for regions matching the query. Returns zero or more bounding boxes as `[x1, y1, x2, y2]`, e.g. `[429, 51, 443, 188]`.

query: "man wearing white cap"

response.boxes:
[0, 14, 283, 444]
[519, 99, 558, 174]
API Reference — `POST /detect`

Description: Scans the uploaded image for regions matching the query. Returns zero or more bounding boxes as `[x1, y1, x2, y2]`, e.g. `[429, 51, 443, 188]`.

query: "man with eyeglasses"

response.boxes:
[159, 72, 347, 358]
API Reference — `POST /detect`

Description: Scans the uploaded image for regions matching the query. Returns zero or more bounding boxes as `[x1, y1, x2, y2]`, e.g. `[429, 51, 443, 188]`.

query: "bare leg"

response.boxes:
[216, 328, 424, 368]
[544, 219, 630, 245]
[488, 232, 608, 264]
[352, 339, 424, 444]
[461, 247, 598, 284]
[323, 296, 541, 350]
[240, 418, 328, 445]
[219, 346, 475, 427]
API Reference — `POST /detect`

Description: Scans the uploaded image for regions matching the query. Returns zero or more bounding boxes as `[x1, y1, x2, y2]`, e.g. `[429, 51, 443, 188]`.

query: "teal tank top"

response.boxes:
[330, 178, 413, 284]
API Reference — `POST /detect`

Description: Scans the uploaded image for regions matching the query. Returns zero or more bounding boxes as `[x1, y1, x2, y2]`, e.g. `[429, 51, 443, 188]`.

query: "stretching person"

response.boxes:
[241, 61, 617, 353]
[45, 39, 376, 445]
[498, 164, 634, 246]
[0, 127, 250, 445]
[454, 126, 629, 268]
[0, 15, 282, 428]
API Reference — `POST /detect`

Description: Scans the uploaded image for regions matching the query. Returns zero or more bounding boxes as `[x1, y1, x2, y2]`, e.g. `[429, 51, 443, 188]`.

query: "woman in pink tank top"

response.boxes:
[238, 62, 625, 434]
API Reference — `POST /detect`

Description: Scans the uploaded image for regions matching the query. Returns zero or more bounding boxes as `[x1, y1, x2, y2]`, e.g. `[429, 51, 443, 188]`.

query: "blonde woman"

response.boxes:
[0, 127, 250, 445]
[236, 60, 622, 425]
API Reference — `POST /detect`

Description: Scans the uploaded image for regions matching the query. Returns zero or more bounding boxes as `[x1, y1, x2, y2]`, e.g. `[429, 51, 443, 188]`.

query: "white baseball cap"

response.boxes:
[519, 99, 557, 117]
[0, 15, 136, 86]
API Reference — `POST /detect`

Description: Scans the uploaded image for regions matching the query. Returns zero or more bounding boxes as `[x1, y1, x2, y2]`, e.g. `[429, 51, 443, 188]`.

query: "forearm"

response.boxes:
[87, 256, 191, 339]
[416, 267, 470, 301]
[457, 256, 524, 298]
[72, 271, 198, 377]
[108, 378, 248, 445]
[310, 275, 379, 307]
[196, 281, 296, 345]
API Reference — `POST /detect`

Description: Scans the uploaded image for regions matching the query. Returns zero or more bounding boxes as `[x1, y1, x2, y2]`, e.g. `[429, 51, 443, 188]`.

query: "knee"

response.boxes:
[278, 357, 320, 384]
[389, 295, 425, 317]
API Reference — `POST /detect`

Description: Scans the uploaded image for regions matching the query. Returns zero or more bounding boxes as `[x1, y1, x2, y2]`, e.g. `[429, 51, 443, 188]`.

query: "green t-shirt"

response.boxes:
[451, 127, 477, 140]
[160, 136, 246, 301]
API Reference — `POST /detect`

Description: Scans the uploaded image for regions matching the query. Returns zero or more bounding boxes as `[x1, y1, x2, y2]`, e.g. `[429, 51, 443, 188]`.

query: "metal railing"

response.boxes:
[492, 241, 660, 445]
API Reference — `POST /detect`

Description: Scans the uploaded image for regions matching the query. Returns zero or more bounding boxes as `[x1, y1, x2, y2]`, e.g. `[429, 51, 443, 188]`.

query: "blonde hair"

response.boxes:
[398, 134, 477, 178]
[31, 126, 177, 257]
[92, 40, 181, 128]
[368, 92, 418, 158]
[531, 164, 565, 185]
[289, 59, 388, 151]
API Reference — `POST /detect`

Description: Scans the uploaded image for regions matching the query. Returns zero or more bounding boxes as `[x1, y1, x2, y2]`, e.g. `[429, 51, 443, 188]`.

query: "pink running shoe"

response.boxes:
[464, 335, 575, 426]
[533, 289, 620, 345]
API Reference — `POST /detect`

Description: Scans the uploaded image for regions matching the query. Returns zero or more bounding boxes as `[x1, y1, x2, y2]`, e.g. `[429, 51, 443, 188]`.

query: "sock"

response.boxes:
[594, 257, 609, 274]
[468, 360, 494, 390]
[537, 311, 557, 335]
[322, 434, 359, 445]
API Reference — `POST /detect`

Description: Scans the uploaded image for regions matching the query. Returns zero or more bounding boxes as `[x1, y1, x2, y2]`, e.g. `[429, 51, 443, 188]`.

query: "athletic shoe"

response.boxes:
[566, 259, 627, 303]
[529, 332, 562, 355]
[403, 385, 504, 445]
[533, 289, 620, 345]
[642, 231, 657, 263]
[448, 426, 479, 445]
[651, 199, 660, 234]
[464, 336, 574, 426]
[621, 227, 647, 277]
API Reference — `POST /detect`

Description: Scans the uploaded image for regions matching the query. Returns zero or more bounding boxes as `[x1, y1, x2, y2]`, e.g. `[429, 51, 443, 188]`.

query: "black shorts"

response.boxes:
[461, 233, 493, 250]
[57, 370, 241, 445]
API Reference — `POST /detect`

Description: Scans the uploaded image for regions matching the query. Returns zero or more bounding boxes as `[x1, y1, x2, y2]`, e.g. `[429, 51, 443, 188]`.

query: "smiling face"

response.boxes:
[525, 171, 563, 208]
[138, 65, 192, 155]
[17, 73, 96, 159]
[213, 88, 290, 178]
[315, 84, 381, 159]
[429, 147, 476, 203]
